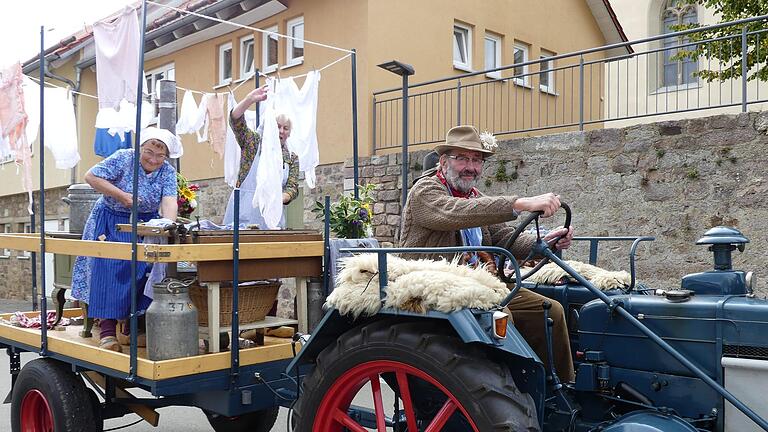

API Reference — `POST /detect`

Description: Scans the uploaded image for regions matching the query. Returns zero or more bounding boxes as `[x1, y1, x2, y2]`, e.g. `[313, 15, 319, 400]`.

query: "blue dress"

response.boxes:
[71, 149, 177, 319]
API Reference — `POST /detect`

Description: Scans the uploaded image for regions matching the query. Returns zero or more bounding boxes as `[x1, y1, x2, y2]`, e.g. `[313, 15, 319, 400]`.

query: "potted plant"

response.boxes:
[313, 183, 376, 239]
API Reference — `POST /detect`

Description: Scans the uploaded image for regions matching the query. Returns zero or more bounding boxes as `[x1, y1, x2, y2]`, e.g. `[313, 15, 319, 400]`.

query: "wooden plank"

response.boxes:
[194, 233, 322, 244]
[84, 372, 160, 427]
[0, 308, 83, 321]
[197, 257, 322, 282]
[151, 342, 296, 380]
[143, 241, 324, 262]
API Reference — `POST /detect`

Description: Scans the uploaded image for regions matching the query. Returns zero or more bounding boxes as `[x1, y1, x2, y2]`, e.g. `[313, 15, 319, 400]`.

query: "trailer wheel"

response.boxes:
[204, 406, 279, 432]
[11, 358, 101, 432]
[292, 320, 540, 431]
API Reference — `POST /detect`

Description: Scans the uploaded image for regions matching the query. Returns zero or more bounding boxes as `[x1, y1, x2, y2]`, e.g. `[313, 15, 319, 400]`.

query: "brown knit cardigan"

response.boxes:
[398, 174, 536, 262]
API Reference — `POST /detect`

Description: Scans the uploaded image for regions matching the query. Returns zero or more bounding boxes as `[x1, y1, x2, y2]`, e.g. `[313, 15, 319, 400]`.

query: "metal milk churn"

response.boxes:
[146, 279, 199, 361]
[62, 183, 102, 234]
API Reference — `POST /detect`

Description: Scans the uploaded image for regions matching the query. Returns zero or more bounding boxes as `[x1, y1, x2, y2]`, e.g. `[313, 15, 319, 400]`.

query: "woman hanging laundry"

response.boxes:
[223, 85, 299, 228]
[70, 127, 180, 352]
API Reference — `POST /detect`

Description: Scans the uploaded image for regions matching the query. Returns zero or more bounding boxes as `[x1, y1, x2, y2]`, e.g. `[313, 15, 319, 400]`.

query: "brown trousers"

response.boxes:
[504, 288, 575, 382]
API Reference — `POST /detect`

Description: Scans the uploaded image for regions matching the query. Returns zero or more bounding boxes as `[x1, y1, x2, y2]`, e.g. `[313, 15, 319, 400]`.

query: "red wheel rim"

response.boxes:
[313, 360, 480, 432]
[20, 389, 54, 432]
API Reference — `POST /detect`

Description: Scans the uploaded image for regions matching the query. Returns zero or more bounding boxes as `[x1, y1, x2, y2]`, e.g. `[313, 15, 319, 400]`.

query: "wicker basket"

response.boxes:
[189, 280, 281, 327]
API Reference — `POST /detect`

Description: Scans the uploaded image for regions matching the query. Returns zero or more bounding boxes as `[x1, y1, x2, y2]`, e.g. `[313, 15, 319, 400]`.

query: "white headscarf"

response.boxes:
[140, 127, 183, 159]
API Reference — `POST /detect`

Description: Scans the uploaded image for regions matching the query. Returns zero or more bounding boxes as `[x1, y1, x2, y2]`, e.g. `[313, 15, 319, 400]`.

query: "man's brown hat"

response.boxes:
[434, 125, 496, 155]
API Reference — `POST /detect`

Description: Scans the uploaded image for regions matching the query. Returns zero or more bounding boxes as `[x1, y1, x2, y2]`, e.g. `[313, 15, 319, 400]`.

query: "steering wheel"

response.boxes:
[497, 202, 572, 285]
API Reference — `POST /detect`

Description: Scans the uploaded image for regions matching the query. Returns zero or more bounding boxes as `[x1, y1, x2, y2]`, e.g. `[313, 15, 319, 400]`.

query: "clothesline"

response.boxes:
[24, 75, 98, 100]
[229, 52, 352, 92]
[146, 0, 354, 54]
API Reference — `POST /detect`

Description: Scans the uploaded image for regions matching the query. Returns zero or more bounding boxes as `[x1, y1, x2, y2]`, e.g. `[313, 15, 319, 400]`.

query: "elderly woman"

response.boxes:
[223, 85, 299, 228]
[71, 127, 180, 352]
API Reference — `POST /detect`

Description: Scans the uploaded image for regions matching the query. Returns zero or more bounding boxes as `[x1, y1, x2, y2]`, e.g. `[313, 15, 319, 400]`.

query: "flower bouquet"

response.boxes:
[177, 173, 200, 219]
[313, 183, 376, 238]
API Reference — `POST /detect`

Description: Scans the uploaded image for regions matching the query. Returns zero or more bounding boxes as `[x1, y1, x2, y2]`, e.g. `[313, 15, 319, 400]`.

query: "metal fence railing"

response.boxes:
[372, 14, 768, 151]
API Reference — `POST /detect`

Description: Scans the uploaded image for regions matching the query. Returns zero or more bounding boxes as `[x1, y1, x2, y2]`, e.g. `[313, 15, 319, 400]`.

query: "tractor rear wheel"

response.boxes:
[11, 358, 101, 432]
[292, 320, 540, 431]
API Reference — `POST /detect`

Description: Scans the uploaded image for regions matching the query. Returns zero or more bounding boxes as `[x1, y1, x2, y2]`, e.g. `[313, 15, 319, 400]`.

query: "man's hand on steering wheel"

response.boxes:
[544, 226, 574, 251]
[513, 192, 561, 218]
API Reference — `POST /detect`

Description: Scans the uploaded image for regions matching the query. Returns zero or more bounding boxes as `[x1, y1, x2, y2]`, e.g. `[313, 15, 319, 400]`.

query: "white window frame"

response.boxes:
[239, 35, 255, 80]
[452, 22, 472, 72]
[262, 25, 279, 74]
[1, 224, 11, 258]
[20, 223, 31, 258]
[513, 43, 530, 87]
[144, 63, 175, 121]
[484, 33, 502, 79]
[539, 50, 556, 95]
[286, 16, 304, 67]
[218, 42, 233, 85]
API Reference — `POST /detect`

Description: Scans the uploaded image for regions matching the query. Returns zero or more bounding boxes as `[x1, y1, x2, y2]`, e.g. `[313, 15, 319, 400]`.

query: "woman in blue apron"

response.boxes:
[223, 86, 299, 228]
[71, 127, 180, 352]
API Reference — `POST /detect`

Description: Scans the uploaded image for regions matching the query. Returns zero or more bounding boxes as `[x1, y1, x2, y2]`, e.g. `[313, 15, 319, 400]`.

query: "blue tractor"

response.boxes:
[288, 205, 768, 431]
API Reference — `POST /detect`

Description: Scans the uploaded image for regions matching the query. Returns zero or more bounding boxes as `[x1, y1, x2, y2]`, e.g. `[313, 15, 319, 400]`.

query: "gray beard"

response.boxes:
[444, 164, 479, 193]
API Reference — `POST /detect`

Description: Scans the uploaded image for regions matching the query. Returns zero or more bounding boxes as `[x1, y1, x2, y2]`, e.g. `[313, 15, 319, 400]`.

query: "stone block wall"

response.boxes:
[3, 111, 768, 300]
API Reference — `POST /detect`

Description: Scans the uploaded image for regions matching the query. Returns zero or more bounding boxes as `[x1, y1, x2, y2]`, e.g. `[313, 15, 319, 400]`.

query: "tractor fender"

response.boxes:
[600, 411, 699, 432]
[288, 307, 541, 376]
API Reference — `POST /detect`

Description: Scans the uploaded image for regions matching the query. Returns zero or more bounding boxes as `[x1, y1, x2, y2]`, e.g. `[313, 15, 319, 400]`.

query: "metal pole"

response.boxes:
[230, 188, 240, 386]
[30, 211, 37, 312]
[322, 195, 331, 295]
[456, 80, 462, 125]
[579, 55, 585, 131]
[741, 26, 748, 112]
[254, 68, 260, 126]
[129, 0, 149, 380]
[38, 25, 48, 355]
[351, 49, 360, 199]
[158, 79, 178, 170]
[401, 74, 409, 209]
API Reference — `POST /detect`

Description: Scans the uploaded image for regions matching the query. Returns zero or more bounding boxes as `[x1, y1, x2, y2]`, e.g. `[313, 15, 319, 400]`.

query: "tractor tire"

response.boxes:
[292, 320, 540, 431]
[11, 358, 101, 432]
[204, 406, 279, 432]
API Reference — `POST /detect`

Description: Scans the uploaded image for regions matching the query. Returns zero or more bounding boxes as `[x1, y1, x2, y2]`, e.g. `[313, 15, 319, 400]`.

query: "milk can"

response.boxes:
[62, 183, 102, 234]
[146, 279, 199, 361]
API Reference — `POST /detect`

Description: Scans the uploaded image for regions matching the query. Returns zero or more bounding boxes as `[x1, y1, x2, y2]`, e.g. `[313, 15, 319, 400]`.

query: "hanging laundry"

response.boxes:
[94, 98, 153, 141]
[283, 71, 321, 188]
[223, 93, 240, 187]
[0, 135, 10, 161]
[23, 78, 80, 169]
[0, 62, 32, 213]
[93, 6, 141, 109]
[176, 90, 207, 135]
[203, 93, 226, 158]
[94, 128, 131, 158]
[253, 96, 284, 229]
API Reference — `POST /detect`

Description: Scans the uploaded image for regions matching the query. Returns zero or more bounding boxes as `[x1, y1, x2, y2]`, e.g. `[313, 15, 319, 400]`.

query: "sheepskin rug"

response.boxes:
[327, 254, 508, 318]
[522, 260, 631, 290]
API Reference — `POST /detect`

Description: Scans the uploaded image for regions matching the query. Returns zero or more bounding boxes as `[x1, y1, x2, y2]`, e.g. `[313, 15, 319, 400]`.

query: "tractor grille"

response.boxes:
[723, 344, 768, 361]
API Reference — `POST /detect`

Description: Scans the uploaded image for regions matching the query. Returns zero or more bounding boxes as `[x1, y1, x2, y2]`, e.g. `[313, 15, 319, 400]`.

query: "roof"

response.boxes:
[587, 0, 634, 55]
[22, 0, 280, 73]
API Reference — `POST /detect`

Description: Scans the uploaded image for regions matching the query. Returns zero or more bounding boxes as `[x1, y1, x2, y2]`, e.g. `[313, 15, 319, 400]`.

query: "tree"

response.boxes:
[676, 0, 768, 82]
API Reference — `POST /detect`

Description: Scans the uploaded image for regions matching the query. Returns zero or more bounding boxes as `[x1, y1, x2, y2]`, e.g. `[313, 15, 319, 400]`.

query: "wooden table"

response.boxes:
[114, 226, 324, 352]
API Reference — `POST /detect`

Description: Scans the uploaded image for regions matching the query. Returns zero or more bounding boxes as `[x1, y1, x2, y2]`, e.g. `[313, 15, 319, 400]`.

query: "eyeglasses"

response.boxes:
[446, 155, 485, 166]
[141, 148, 168, 161]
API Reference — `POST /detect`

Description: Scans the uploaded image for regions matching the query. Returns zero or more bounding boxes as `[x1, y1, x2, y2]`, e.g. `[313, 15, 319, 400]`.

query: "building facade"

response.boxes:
[0, 0, 626, 299]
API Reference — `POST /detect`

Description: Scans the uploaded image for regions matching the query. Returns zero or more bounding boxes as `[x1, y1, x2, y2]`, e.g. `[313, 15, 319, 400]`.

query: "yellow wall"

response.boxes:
[2, 0, 612, 193]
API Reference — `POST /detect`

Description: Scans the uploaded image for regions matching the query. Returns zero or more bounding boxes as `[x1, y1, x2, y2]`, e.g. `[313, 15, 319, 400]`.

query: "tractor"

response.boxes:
[287, 204, 768, 431]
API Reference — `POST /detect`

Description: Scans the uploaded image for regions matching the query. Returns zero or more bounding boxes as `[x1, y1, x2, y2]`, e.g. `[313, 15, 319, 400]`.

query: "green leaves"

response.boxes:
[313, 184, 376, 239]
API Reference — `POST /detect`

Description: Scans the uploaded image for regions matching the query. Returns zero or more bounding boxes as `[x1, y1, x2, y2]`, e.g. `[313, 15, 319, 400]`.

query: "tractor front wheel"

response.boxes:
[292, 320, 540, 431]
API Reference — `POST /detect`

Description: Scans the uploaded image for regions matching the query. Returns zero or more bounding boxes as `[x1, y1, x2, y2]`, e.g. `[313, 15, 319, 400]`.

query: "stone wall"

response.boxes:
[3, 111, 768, 300]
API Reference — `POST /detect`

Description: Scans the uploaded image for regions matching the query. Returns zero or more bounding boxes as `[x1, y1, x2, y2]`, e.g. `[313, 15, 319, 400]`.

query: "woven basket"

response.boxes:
[189, 280, 281, 327]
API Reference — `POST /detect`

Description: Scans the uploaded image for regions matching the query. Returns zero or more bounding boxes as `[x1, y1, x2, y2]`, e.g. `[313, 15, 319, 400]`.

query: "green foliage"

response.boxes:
[312, 184, 376, 239]
[686, 167, 700, 179]
[493, 160, 519, 182]
[673, 0, 768, 82]
[656, 148, 666, 158]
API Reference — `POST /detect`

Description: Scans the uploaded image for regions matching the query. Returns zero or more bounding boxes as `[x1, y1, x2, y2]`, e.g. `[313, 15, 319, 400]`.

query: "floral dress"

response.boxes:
[71, 149, 177, 319]
[222, 113, 299, 228]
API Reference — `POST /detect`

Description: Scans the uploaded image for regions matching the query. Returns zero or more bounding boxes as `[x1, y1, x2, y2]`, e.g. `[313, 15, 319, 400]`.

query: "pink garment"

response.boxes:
[205, 93, 226, 158]
[11, 311, 69, 329]
[0, 62, 32, 213]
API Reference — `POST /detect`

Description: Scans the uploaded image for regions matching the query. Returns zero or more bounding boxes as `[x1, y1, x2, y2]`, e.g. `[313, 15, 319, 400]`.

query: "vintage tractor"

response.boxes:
[287, 204, 768, 431]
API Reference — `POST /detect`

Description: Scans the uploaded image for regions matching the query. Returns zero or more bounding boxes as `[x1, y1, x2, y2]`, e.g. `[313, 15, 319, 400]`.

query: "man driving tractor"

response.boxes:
[399, 125, 576, 382]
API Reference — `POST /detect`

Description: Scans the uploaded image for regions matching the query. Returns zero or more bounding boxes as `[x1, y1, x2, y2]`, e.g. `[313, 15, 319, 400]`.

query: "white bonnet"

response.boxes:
[140, 127, 183, 159]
